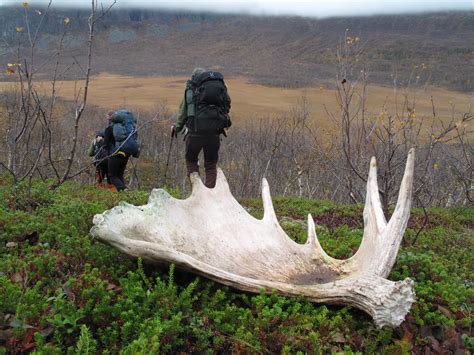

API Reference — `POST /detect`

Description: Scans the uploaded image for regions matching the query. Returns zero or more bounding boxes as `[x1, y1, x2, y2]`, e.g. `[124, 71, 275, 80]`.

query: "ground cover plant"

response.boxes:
[0, 178, 472, 353]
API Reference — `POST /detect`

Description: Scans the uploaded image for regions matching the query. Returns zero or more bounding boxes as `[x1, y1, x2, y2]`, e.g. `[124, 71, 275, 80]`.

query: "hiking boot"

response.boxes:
[204, 161, 217, 188]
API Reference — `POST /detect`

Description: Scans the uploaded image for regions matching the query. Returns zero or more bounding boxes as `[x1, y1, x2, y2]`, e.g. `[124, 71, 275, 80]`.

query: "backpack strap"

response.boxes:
[185, 87, 196, 118]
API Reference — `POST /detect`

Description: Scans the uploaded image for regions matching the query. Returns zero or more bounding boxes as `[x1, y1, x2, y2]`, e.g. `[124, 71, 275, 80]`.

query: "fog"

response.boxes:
[1, 0, 473, 18]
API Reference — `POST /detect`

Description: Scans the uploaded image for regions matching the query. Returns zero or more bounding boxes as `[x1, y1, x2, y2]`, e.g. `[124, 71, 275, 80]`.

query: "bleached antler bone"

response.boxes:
[91, 149, 416, 328]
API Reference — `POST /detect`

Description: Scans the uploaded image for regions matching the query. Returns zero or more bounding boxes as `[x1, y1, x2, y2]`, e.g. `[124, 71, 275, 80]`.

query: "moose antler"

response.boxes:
[91, 149, 416, 328]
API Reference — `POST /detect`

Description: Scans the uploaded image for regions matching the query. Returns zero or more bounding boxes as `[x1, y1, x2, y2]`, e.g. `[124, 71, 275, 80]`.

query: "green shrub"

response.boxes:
[0, 179, 472, 353]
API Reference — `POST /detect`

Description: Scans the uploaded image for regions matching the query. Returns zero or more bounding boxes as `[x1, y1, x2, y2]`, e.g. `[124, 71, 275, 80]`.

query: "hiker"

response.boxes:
[171, 68, 231, 188]
[87, 129, 109, 186]
[104, 109, 140, 191]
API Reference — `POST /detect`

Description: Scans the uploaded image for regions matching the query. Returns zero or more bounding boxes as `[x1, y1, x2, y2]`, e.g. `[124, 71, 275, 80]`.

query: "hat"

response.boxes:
[191, 67, 205, 80]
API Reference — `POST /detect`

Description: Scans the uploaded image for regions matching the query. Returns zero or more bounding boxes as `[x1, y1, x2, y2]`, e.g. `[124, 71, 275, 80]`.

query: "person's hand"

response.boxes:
[171, 125, 178, 138]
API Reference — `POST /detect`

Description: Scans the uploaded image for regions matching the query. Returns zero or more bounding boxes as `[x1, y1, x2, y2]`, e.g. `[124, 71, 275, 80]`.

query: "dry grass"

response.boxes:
[1, 73, 472, 133]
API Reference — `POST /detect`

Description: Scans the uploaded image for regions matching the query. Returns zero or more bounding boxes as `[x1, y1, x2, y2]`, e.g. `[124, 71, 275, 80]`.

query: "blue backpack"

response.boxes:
[112, 109, 140, 157]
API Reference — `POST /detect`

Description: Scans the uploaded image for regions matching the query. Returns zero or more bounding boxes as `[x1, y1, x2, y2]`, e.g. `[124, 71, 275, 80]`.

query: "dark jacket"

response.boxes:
[103, 124, 115, 156]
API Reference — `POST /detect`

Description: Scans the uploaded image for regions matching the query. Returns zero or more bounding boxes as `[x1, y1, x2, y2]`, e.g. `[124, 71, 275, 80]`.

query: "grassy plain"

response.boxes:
[3, 73, 470, 133]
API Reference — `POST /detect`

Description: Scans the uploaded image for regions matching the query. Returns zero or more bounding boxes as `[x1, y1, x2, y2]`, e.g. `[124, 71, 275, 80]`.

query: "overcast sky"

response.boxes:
[0, 0, 473, 18]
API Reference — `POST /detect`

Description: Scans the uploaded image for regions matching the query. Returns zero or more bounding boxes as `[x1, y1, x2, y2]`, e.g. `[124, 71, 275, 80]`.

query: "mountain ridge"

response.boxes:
[0, 7, 473, 91]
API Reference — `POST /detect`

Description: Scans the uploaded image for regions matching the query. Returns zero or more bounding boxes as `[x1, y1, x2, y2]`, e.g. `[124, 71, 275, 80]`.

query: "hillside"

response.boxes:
[0, 7, 473, 91]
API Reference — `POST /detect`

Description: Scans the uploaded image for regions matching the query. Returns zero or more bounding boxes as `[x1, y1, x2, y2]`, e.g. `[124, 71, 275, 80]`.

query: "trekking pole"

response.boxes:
[163, 133, 174, 181]
[163, 117, 178, 182]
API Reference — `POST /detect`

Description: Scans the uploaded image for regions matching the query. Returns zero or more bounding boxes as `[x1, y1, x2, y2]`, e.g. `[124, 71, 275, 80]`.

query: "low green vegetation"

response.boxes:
[0, 178, 472, 353]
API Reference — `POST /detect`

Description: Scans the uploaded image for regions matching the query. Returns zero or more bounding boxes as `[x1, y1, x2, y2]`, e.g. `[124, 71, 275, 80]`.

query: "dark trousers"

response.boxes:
[96, 159, 109, 184]
[185, 134, 220, 188]
[108, 154, 129, 191]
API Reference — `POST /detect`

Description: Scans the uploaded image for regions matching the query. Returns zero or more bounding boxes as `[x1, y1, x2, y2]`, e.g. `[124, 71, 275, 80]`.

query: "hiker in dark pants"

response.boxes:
[104, 111, 129, 191]
[88, 129, 109, 186]
[172, 68, 231, 188]
[185, 135, 220, 187]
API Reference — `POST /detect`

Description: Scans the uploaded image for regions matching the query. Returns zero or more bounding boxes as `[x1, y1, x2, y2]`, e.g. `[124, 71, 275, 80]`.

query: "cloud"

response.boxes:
[1, 0, 473, 18]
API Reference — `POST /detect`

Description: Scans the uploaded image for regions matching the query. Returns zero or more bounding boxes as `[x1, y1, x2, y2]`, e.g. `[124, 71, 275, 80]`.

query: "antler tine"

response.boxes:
[349, 155, 387, 272]
[375, 148, 415, 277]
[307, 213, 317, 245]
[388, 148, 415, 226]
[306, 214, 335, 263]
[262, 177, 278, 224]
[214, 168, 232, 195]
[365, 156, 387, 233]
